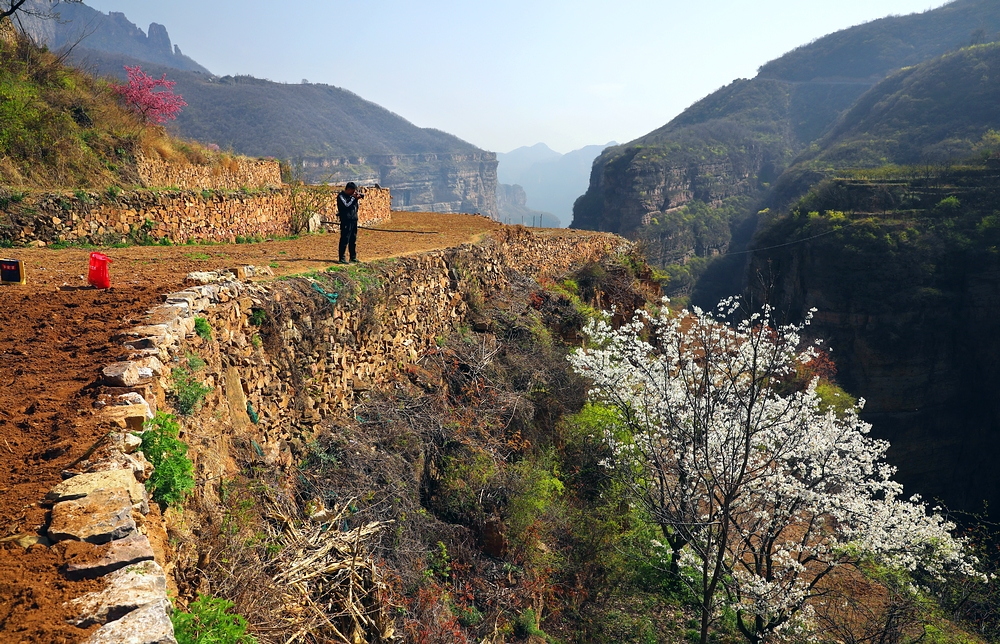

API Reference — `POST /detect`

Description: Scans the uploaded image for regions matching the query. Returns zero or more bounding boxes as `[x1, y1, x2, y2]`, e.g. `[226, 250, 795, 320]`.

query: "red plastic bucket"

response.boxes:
[88, 252, 112, 289]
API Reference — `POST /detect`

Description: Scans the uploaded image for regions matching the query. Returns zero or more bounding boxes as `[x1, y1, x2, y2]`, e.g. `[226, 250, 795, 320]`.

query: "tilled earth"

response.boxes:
[0, 212, 503, 642]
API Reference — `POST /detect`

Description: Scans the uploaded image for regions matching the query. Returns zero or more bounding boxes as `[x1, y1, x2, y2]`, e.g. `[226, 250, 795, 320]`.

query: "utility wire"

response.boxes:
[716, 220, 860, 258]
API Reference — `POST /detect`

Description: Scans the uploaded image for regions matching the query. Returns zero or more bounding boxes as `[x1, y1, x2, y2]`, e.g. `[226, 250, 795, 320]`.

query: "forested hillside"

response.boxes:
[572, 0, 1000, 282]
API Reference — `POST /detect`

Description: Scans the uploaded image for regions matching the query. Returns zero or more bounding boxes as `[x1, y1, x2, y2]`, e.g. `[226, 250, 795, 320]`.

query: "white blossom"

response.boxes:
[569, 298, 976, 644]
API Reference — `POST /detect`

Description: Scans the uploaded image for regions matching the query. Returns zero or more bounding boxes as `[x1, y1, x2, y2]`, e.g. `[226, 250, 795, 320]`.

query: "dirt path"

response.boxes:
[0, 212, 508, 642]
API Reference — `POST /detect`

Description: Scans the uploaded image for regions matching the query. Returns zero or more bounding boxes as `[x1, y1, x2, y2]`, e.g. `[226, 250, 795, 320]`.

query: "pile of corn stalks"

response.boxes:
[269, 500, 395, 643]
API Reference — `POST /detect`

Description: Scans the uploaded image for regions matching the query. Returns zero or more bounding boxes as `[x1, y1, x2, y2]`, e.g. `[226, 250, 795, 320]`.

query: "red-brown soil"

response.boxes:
[0, 213, 507, 642]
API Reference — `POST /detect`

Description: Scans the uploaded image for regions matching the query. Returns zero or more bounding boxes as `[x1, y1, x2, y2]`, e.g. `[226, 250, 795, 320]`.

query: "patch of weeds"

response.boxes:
[171, 367, 211, 415]
[140, 412, 195, 507]
[172, 594, 257, 644]
[268, 260, 279, 269]
[185, 351, 207, 371]
[249, 308, 267, 327]
[9, 191, 25, 204]
[185, 252, 211, 261]
[514, 609, 553, 641]
[453, 603, 483, 627]
[194, 317, 212, 340]
[73, 189, 91, 204]
[128, 219, 157, 246]
[105, 185, 121, 201]
[58, 198, 72, 211]
[251, 334, 262, 349]
[200, 189, 214, 200]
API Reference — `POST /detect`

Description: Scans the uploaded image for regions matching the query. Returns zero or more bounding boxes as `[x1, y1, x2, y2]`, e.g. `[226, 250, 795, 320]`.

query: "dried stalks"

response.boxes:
[269, 499, 395, 644]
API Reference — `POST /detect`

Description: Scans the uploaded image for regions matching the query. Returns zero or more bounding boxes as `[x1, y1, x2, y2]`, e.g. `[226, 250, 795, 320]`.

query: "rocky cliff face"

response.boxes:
[17, 2, 209, 73]
[303, 153, 499, 218]
[748, 171, 1000, 513]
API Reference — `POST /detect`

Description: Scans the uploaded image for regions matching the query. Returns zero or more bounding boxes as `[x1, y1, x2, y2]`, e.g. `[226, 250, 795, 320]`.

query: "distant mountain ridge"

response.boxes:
[499, 142, 614, 226]
[21, 3, 498, 217]
[573, 0, 1000, 237]
[18, 0, 208, 73]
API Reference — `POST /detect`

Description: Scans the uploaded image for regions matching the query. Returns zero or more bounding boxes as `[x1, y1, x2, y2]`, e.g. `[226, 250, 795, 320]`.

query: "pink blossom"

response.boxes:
[112, 65, 187, 125]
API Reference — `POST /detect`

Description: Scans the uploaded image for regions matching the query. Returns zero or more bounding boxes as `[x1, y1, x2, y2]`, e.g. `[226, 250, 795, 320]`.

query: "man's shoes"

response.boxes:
[338, 258, 348, 265]
[350, 258, 359, 264]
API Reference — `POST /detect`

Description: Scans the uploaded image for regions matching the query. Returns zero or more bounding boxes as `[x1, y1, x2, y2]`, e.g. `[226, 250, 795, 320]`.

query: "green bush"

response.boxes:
[172, 594, 257, 644]
[171, 367, 211, 415]
[194, 317, 212, 340]
[249, 309, 267, 327]
[140, 412, 195, 507]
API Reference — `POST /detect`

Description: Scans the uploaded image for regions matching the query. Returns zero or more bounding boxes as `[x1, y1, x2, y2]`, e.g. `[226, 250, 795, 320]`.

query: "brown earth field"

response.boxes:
[0, 213, 581, 642]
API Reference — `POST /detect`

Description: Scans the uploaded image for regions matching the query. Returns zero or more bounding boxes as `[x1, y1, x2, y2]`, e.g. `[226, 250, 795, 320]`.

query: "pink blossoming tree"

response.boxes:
[112, 65, 187, 125]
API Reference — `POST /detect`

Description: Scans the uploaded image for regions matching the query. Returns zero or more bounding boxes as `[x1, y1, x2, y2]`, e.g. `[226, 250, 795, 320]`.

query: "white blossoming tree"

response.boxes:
[569, 299, 974, 644]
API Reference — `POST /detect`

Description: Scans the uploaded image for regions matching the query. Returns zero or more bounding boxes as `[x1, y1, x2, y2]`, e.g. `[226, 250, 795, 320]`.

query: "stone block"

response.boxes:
[63, 532, 155, 580]
[47, 469, 146, 505]
[81, 598, 176, 644]
[48, 488, 136, 544]
[69, 560, 167, 626]
[104, 404, 152, 430]
[103, 362, 148, 387]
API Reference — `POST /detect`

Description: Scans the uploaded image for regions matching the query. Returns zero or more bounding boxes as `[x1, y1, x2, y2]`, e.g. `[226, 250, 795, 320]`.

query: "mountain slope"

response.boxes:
[24, 5, 499, 216]
[18, 0, 208, 73]
[504, 143, 614, 225]
[802, 42, 1000, 168]
[497, 143, 562, 184]
[572, 0, 1000, 238]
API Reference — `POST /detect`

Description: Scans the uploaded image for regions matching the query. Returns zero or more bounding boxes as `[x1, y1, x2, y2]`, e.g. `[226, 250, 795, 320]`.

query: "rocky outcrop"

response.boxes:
[16, 2, 209, 73]
[303, 153, 499, 218]
[747, 170, 1000, 513]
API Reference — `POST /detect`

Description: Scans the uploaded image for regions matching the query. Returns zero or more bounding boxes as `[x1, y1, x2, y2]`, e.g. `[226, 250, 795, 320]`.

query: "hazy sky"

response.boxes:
[85, 0, 948, 154]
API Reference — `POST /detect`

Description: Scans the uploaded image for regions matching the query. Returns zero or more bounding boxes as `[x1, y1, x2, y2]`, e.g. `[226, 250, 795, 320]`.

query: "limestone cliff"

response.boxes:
[303, 152, 499, 218]
[748, 169, 1000, 513]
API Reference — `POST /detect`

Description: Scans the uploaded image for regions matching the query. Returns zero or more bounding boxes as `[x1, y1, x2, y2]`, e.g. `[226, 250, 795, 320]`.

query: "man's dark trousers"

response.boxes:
[339, 217, 358, 261]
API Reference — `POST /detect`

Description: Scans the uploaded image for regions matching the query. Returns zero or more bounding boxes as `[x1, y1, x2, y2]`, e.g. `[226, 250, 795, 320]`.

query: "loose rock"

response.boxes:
[47, 469, 146, 505]
[48, 488, 136, 544]
[63, 532, 155, 580]
[81, 598, 177, 644]
[69, 560, 167, 626]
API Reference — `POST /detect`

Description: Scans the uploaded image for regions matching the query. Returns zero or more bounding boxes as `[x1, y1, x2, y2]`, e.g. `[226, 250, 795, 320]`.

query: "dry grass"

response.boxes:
[0, 23, 255, 189]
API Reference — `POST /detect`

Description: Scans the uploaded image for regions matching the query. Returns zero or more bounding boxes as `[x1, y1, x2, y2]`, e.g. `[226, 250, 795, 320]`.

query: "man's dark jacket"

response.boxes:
[337, 191, 362, 219]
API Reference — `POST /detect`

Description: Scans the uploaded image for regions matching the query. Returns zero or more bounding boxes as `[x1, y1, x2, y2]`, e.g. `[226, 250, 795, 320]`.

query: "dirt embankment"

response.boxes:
[0, 212, 511, 642]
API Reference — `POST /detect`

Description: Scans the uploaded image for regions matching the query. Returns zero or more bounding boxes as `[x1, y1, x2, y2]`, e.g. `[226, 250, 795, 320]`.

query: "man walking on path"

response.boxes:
[337, 182, 364, 264]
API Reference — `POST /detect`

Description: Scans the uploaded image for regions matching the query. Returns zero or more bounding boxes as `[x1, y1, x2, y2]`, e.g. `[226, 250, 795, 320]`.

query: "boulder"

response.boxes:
[81, 598, 177, 644]
[69, 560, 167, 626]
[63, 532, 155, 580]
[48, 488, 136, 544]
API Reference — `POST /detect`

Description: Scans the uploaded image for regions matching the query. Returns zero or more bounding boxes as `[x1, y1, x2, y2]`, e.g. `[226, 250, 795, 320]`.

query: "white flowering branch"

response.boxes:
[569, 298, 975, 644]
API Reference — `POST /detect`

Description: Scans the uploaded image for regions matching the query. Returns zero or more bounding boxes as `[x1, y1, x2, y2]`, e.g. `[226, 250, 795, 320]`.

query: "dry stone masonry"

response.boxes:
[3, 186, 391, 246]
[135, 153, 282, 191]
[42, 226, 623, 644]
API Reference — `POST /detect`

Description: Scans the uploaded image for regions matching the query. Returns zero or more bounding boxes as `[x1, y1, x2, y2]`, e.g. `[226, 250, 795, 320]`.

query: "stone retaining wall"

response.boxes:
[50, 228, 624, 643]
[189, 228, 624, 467]
[1, 186, 392, 246]
[136, 153, 282, 191]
